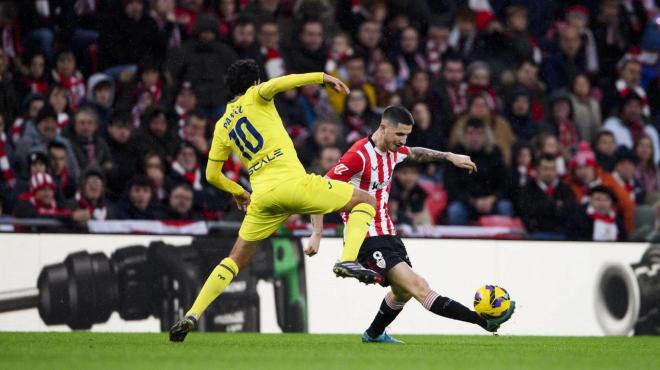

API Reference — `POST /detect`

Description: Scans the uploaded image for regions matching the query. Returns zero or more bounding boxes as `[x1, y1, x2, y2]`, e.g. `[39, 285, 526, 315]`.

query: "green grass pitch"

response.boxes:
[1, 332, 658, 370]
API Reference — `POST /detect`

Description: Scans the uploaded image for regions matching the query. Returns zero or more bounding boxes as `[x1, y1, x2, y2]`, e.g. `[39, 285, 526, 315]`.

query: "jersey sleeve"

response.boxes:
[326, 150, 363, 182]
[395, 146, 410, 164]
[256, 73, 324, 102]
[208, 123, 232, 162]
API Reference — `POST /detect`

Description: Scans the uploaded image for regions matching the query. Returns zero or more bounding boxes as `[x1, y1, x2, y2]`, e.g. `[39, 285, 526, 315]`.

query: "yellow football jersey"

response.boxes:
[209, 73, 324, 193]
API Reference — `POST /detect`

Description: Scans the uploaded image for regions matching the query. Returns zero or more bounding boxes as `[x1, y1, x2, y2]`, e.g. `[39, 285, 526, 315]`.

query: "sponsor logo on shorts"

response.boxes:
[373, 251, 386, 269]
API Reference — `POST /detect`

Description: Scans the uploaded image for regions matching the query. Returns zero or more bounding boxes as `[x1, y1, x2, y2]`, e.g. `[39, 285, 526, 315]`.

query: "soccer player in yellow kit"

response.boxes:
[170, 60, 380, 342]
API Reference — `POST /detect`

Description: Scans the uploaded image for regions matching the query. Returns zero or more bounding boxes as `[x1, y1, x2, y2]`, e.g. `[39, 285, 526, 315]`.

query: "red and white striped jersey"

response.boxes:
[326, 137, 409, 237]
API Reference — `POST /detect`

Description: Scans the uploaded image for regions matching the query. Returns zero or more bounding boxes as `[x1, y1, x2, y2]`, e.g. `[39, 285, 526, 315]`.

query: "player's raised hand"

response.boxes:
[304, 233, 321, 257]
[323, 73, 350, 94]
[448, 153, 477, 174]
[233, 191, 251, 211]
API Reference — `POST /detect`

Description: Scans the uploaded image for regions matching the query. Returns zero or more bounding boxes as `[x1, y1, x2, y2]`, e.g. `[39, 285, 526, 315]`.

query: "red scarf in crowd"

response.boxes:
[586, 205, 618, 241]
[22, 76, 49, 95]
[29, 196, 71, 217]
[536, 179, 559, 198]
[171, 161, 202, 191]
[76, 193, 108, 220]
[53, 71, 86, 111]
[558, 119, 579, 150]
[0, 132, 15, 188]
[616, 79, 650, 117]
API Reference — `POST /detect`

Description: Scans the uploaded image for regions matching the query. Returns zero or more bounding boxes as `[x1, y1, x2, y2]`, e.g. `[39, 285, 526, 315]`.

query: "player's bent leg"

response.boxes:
[169, 237, 260, 342]
[387, 263, 491, 331]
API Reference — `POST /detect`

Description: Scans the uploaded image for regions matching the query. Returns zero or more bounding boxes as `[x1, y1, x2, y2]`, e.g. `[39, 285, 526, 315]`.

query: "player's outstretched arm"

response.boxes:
[258, 73, 349, 101]
[408, 147, 477, 173]
[305, 214, 324, 257]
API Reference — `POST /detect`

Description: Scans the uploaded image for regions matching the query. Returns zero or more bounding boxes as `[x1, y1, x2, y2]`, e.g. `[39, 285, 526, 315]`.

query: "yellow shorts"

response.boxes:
[238, 173, 354, 241]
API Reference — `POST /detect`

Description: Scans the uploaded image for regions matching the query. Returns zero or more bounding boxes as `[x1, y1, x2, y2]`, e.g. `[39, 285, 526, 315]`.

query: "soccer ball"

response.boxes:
[473, 285, 511, 319]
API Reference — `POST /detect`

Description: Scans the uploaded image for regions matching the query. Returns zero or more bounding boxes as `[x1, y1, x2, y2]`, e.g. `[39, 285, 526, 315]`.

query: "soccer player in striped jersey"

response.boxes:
[306, 106, 515, 342]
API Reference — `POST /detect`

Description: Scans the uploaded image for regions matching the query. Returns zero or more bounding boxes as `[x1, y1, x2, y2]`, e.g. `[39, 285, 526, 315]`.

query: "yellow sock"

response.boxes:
[186, 257, 239, 318]
[340, 203, 376, 262]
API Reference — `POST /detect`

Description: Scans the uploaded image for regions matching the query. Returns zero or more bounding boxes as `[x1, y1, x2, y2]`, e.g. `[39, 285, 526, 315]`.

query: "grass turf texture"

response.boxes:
[1, 333, 658, 370]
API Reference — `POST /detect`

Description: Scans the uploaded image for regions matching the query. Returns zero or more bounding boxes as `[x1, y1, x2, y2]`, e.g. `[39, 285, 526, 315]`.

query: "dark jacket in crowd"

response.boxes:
[568, 204, 627, 241]
[445, 144, 510, 203]
[517, 180, 577, 234]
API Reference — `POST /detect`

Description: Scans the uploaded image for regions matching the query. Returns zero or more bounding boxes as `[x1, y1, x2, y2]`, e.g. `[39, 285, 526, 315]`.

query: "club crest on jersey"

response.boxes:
[334, 164, 349, 175]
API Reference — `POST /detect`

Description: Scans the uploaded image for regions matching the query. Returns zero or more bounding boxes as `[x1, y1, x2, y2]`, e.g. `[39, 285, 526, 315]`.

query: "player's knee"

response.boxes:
[410, 276, 431, 301]
[391, 288, 413, 303]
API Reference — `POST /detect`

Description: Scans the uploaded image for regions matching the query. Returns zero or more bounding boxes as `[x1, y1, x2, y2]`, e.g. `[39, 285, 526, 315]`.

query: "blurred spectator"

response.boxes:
[169, 142, 203, 191]
[229, 16, 257, 59]
[48, 141, 76, 200]
[15, 52, 49, 99]
[255, 18, 285, 80]
[390, 26, 426, 83]
[341, 89, 378, 145]
[569, 73, 602, 143]
[541, 25, 586, 92]
[593, 131, 618, 172]
[65, 168, 116, 221]
[116, 175, 163, 220]
[149, 0, 184, 50]
[504, 59, 546, 121]
[167, 80, 198, 132]
[297, 84, 336, 128]
[166, 13, 238, 111]
[612, 58, 650, 117]
[602, 93, 660, 163]
[214, 0, 238, 42]
[546, 91, 580, 152]
[105, 109, 137, 200]
[518, 154, 577, 240]
[465, 61, 498, 112]
[592, 0, 638, 87]
[437, 52, 467, 118]
[353, 20, 386, 74]
[285, 18, 326, 73]
[634, 135, 660, 204]
[14, 172, 90, 225]
[504, 85, 542, 142]
[327, 55, 377, 114]
[407, 101, 446, 152]
[64, 106, 113, 174]
[98, 0, 164, 75]
[611, 150, 645, 204]
[119, 58, 164, 118]
[425, 16, 452, 78]
[166, 182, 201, 220]
[298, 119, 342, 169]
[566, 142, 635, 234]
[11, 93, 47, 145]
[565, 5, 599, 75]
[448, 7, 477, 59]
[532, 132, 568, 177]
[507, 141, 534, 207]
[0, 48, 18, 124]
[308, 145, 341, 176]
[450, 94, 515, 165]
[373, 60, 400, 107]
[181, 109, 209, 154]
[569, 185, 626, 241]
[141, 151, 170, 203]
[51, 50, 85, 111]
[175, 0, 210, 36]
[80, 73, 115, 128]
[18, 1, 58, 60]
[48, 85, 72, 132]
[12, 150, 50, 200]
[503, 5, 542, 66]
[390, 162, 431, 225]
[15, 104, 79, 181]
[402, 70, 450, 129]
[132, 106, 180, 163]
[0, 114, 15, 190]
[445, 118, 513, 225]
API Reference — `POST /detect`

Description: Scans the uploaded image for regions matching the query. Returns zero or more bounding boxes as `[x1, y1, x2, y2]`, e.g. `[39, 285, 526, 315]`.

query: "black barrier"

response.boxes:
[0, 237, 308, 332]
[595, 244, 660, 335]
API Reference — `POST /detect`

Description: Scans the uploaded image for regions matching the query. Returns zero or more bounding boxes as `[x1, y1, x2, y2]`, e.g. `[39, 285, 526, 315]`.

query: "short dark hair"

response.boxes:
[170, 182, 194, 195]
[591, 185, 617, 204]
[48, 141, 67, 153]
[382, 106, 414, 126]
[465, 117, 486, 130]
[535, 153, 557, 167]
[226, 59, 260, 96]
[128, 175, 152, 190]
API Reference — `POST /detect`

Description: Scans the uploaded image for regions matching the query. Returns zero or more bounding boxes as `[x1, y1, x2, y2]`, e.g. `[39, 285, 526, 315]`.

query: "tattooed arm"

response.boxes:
[407, 147, 477, 173]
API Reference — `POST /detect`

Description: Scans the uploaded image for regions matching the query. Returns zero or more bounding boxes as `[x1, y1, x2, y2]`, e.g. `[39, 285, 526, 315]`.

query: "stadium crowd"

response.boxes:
[0, 0, 660, 241]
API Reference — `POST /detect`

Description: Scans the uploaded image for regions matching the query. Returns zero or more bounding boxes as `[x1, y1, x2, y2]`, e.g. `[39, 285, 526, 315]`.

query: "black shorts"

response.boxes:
[357, 235, 412, 287]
